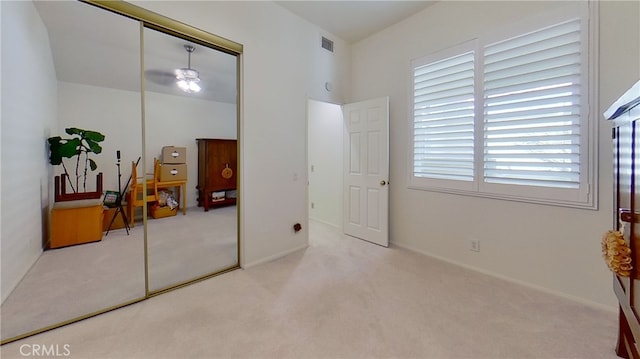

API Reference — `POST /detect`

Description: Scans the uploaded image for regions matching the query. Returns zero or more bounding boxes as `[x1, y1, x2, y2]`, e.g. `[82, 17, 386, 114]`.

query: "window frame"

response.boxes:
[407, 2, 598, 209]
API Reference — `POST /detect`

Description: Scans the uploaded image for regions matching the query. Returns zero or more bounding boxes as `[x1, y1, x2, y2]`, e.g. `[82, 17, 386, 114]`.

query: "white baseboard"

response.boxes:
[241, 243, 309, 269]
[392, 240, 618, 313]
[309, 217, 340, 231]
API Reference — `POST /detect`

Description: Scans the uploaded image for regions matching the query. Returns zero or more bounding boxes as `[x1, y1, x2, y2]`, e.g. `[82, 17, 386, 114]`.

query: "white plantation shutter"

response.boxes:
[413, 51, 475, 181]
[410, 4, 595, 207]
[483, 19, 583, 189]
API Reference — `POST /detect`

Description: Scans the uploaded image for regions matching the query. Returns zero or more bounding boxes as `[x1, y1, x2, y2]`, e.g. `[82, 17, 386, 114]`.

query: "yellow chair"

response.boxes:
[153, 158, 161, 182]
[126, 160, 158, 226]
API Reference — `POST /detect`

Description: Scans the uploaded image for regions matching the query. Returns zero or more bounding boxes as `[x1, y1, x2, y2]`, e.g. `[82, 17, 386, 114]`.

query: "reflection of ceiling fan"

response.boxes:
[145, 44, 201, 93]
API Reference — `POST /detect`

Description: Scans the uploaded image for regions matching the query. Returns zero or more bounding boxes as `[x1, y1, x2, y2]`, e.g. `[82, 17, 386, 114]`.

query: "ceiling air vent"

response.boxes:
[321, 36, 334, 53]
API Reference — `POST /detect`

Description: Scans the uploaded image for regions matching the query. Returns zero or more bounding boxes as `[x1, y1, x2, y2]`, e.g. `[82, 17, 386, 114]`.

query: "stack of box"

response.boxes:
[150, 146, 186, 219]
[159, 146, 187, 182]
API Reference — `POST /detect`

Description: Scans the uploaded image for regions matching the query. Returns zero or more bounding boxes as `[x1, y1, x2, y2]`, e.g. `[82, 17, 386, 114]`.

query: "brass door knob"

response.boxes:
[380, 180, 387, 186]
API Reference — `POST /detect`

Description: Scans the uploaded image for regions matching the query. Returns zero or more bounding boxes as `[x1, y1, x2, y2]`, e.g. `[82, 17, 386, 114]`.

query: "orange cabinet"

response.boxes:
[50, 201, 103, 249]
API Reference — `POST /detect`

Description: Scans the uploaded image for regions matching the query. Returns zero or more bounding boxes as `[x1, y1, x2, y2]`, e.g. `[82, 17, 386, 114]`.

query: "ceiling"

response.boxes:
[34, 1, 238, 104]
[34, 1, 435, 104]
[275, 1, 436, 43]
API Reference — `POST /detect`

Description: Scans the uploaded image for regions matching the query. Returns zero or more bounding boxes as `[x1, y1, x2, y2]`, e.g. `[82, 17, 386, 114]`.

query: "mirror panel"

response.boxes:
[1, 0, 241, 344]
[1, 1, 145, 341]
[142, 27, 239, 292]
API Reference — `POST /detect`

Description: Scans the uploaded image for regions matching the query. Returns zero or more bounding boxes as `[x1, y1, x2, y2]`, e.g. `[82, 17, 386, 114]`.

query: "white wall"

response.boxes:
[599, 1, 640, 108]
[307, 30, 351, 105]
[56, 82, 142, 195]
[1, 1, 58, 303]
[131, 1, 351, 267]
[308, 100, 343, 227]
[57, 82, 236, 209]
[350, 0, 640, 308]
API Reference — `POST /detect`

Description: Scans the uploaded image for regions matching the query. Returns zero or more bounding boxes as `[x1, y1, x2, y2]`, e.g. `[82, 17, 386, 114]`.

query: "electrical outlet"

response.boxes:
[470, 239, 480, 252]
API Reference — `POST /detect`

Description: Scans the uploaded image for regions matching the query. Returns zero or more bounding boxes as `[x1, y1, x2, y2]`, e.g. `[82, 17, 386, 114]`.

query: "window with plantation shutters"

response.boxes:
[413, 50, 475, 182]
[483, 19, 582, 189]
[409, 4, 596, 208]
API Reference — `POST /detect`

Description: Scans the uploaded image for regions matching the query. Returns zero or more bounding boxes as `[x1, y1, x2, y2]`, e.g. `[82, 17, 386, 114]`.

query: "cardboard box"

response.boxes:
[150, 204, 178, 219]
[159, 163, 187, 181]
[161, 146, 186, 164]
[211, 191, 225, 201]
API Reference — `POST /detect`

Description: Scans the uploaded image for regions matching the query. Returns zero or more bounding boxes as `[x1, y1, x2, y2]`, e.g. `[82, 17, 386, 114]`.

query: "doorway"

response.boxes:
[307, 99, 343, 229]
[307, 97, 390, 247]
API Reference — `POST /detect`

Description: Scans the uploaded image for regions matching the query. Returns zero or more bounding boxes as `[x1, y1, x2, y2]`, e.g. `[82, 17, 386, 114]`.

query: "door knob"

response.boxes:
[380, 180, 387, 186]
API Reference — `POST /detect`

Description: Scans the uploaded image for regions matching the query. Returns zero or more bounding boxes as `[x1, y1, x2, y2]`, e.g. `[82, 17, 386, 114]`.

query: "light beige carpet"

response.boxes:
[1, 220, 619, 358]
[0, 206, 237, 341]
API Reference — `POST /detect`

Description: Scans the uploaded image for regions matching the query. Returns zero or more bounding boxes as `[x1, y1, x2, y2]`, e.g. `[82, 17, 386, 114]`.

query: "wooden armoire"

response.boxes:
[196, 138, 237, 211]
[605, 81, 640, 359]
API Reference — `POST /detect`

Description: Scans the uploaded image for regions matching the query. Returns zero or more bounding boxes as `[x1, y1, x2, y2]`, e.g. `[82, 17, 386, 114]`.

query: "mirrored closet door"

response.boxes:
[142, 27, 239, 293]
[1, 1, 145, 341]
[1, 0, 241, 344]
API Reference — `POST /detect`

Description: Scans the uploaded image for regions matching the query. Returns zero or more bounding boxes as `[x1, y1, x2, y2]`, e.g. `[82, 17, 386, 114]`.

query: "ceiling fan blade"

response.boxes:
[144, 69, 175, 86]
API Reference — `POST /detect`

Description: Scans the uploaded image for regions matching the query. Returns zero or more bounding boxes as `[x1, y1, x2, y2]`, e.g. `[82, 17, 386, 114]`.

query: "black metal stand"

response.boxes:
[106, 152, 131, 236]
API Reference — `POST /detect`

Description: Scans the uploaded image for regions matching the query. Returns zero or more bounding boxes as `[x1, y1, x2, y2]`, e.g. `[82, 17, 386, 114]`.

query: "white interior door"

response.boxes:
[342, 97, 389, 247]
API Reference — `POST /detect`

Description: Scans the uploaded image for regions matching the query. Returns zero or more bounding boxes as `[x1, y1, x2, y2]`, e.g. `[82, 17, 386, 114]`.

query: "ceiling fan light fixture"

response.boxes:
[175, 68, 201, 93]
[175, 45, 202, 93]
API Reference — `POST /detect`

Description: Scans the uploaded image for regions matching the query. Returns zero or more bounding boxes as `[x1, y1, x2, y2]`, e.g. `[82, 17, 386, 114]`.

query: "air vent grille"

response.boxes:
[321, 36, 334, 53]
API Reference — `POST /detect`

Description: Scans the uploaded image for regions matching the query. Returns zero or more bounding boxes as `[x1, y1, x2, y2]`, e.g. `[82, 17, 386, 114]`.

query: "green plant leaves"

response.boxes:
[48, 128, 106, 190]
[65, 128, 104, 141]
[83, 130, 105, 142]
[47, 137, 81, 165]
[65, 128, 105, 153]
[47, 137, 64, 165]
[60, 138, 81, 157]
[65, 127, 83, 136]
[85, 139, 103, 154]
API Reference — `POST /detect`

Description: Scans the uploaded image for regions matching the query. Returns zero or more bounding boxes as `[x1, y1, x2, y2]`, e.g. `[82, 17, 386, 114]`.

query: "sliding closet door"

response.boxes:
[1, 1, 145, 342]
[2, 0, 243, 344]
[142, 27, 239, 293]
